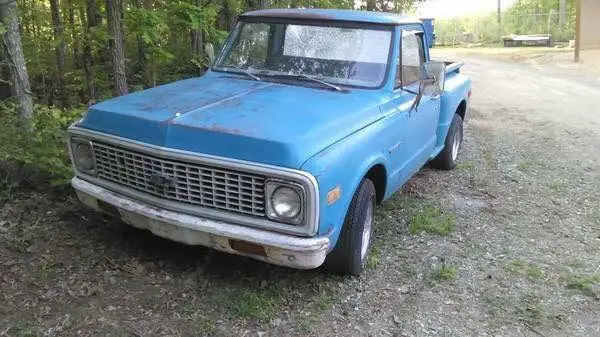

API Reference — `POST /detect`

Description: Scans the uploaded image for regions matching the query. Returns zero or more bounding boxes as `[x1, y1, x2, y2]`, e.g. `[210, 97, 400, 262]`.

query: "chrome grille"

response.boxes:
[91, 141, 266, 217]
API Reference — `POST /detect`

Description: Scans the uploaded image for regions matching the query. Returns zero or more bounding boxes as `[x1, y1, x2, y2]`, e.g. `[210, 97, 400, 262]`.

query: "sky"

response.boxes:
[415, 0, 518, 18]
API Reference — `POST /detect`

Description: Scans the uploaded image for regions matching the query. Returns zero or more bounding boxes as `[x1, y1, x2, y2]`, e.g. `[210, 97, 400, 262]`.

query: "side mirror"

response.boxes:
[204, 43, 215, 66]
[422, 61, 446, 97]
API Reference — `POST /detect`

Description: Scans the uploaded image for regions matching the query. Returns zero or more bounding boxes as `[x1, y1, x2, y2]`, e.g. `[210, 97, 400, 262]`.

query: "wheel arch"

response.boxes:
[364, 163, 387, 205]
[456, 99, 467, 120]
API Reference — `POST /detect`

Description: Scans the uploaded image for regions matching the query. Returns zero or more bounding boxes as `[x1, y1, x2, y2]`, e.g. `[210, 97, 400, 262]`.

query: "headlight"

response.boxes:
[71, 138, 96, 173]
[266, 181, 304, 225]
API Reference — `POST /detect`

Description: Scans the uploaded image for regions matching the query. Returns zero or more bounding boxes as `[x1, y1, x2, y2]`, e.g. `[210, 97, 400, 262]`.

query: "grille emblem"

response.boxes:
[149, 172, 175, 189]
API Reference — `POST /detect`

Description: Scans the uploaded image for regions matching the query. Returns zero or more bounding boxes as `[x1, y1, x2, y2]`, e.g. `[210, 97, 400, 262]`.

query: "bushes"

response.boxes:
[0, 101, 84, 188]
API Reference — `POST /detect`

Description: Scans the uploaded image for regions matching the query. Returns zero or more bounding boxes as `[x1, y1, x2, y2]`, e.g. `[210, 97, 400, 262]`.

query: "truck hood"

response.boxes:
[78, 73, 386, 168]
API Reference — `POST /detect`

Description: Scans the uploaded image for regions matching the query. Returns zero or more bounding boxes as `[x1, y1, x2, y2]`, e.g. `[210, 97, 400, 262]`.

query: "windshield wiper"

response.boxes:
[258, 71, 343, 92]
[298, 74, 343, 92]
[220, 64, 261, 81]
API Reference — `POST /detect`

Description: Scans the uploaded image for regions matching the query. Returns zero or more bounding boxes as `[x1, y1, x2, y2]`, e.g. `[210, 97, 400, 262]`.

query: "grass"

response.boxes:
[7, 220, 39, 253]
[515, 293, 545, 327]
[485, 291, 564, 330]
[211, 287, 281, 323]
[430, 264, 457, 282]
[5, 321, 42, 337]
[192, 318, 216, 335]
[409, 206, 456, 236]
[296, 288, 337, 333]
[455, 162, 475, 170]
[231, 291, 279, 322]
[518, 160, 535, 172]
[381, 194, 420, 212]
[366, 244, 381, 269]
[563, 273, 600, 298]
[505, 259, 544, 279]
[37, 257, 58, 280]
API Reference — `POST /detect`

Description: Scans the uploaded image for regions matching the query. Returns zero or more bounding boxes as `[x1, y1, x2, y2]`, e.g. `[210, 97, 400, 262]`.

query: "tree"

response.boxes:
[191, 0, 203, 66]
[105, 0, 128, 96]
[83, 0, 101, 103]
[50, 0, 69, 107]
[364, 0, 423, 12]
[0, 0, 34, 122]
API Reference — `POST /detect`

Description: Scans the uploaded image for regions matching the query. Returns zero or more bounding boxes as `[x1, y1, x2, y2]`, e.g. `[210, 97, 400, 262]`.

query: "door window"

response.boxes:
[396, 30, 425, 87]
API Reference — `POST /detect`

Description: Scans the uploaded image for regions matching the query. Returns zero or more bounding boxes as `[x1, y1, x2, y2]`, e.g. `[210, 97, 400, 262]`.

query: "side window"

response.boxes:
[396, 30, 425, 87]
[223, 23, 269, 68]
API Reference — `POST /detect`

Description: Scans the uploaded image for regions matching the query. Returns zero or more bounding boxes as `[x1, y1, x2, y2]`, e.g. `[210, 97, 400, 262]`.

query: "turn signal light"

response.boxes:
[327, 186, 341, 205]
[229, 239, 267, 257]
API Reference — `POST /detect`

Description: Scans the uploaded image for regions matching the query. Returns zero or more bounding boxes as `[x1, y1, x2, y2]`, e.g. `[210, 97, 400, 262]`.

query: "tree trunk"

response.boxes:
[0, 0, 34, 122]
[105, 0, 128, 96]
[133, 0, 149, 87]
[50, 0, 69, 108]
[226, 1, 236, 30]
[68, 0, 81, 69]
[0, 45, 11, 99]
[260, 0, 268, 9]
[191, 0, 204, 72]
[83, 0, 100, 103]
[559, 0, 566, 26]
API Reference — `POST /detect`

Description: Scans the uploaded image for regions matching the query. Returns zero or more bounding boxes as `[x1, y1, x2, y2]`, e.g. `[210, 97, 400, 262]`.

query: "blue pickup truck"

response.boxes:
[68, 9, 471, 275]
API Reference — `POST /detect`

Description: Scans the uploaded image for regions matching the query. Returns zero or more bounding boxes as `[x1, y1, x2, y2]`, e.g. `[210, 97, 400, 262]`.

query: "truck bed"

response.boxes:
[444, 61, 464, 75]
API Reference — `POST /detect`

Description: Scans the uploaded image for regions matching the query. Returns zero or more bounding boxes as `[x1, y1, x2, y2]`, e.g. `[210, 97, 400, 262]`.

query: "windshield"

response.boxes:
[213, 21, 393, 88]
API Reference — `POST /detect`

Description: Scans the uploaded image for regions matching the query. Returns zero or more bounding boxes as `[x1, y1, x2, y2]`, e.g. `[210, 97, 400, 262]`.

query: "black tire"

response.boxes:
[324, 178, 375, 276]
[430, 113, 463, 170]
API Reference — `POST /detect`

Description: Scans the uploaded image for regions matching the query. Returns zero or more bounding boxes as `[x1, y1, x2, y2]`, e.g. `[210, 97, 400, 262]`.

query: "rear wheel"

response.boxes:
[430, 113, 463, 170]
[324, 178, 375, 276]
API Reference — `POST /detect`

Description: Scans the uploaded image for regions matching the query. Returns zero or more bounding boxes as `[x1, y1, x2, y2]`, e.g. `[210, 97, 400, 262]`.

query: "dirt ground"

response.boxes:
[2, 48, 600, 337]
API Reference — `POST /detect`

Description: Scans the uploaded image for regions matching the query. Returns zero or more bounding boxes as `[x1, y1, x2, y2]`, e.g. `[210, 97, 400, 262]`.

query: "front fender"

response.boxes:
[301, 121, 390, 249]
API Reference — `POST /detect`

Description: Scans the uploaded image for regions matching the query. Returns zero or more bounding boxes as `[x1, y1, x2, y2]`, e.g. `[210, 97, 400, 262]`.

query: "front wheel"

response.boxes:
[430, 114, 464, 170]
[324, 178, 375, 276]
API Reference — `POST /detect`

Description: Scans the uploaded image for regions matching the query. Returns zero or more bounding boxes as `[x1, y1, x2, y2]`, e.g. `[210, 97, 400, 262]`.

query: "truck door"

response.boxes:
[389, 29, 441, 189]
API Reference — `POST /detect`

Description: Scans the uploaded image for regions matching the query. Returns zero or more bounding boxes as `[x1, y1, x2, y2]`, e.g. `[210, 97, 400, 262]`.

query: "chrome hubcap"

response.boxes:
[451, 130, 461, 161]
[361, 200, 374, 260]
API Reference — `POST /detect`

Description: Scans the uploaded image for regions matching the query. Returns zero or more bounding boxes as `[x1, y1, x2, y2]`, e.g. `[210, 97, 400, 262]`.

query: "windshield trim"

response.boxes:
[211, 18, 396, 90]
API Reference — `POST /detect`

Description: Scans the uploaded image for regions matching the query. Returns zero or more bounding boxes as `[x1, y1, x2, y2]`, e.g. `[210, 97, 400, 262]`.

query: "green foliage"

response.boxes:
[127, 8, 170, 50]
[0, 102, 84, 186]
[430, 263, 457, 281]
[562, 273, 600, 298]
[436, 0, 576, 45]
[212, 287, 281, 322]
[409, 206, 456, 236]
[505, 259, 545, 279]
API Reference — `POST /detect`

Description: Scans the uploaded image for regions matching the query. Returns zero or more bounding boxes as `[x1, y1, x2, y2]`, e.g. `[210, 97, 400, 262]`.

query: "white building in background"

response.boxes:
[575, 0, 600, 64]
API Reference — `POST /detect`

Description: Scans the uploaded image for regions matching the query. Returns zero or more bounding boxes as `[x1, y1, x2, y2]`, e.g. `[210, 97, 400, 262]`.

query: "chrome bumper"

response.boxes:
[71, 177, 330, 269]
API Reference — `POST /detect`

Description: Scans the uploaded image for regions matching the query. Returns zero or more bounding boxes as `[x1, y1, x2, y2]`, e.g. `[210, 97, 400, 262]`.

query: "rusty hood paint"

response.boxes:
[78, 72, 387, 168]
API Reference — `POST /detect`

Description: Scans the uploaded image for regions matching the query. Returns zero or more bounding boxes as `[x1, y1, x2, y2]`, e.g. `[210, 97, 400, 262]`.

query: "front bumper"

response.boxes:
[71, 177, 330, 269]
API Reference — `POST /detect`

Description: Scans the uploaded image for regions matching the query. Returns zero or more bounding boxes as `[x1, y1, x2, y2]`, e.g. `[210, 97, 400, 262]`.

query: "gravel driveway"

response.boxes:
[1, 49, 599, 337]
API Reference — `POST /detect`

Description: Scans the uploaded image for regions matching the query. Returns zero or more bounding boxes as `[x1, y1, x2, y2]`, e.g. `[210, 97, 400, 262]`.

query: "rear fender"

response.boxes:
[435, 73, 471, 149]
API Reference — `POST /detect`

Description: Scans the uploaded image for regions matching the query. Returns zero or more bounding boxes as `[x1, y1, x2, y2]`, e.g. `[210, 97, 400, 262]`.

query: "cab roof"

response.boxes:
[240, 9, 422, 25]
